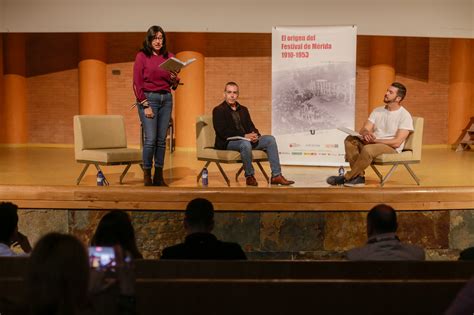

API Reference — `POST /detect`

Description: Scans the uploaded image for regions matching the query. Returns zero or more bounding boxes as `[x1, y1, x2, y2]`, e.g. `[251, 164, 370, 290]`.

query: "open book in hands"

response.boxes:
[227, 136, 251, 141]
[159, 57, 196, 72]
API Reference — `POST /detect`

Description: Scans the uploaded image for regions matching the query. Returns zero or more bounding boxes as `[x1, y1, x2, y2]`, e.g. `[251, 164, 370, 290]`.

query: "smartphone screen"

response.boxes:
[88, 246, 116, 271]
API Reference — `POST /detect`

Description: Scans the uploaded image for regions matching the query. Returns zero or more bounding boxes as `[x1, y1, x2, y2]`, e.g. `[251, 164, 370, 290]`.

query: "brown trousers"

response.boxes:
[344, 136, 396, 180]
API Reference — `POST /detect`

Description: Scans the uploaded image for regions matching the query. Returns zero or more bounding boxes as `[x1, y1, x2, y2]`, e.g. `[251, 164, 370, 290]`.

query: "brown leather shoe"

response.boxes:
[246, 175, 258, 186]
[271, 174, 295, 185]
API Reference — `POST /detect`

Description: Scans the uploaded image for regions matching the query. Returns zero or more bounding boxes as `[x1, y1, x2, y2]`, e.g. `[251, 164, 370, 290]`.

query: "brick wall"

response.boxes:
[22, 34, 456, 145]
[28, 70, 79, 144]
[395, 38, 450, 145]
[204, 57, 272, 135]
[106, 62, 141, 145]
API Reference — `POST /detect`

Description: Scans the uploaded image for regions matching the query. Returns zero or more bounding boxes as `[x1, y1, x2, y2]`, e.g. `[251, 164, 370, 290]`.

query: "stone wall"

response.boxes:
[17, 209, 474, 260]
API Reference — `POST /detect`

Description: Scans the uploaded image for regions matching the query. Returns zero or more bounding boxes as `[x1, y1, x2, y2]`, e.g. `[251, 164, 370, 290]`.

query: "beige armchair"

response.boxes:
[196, 115, 269, 186]
[74, 115, 143, 185]
[370, 117, 424, 186]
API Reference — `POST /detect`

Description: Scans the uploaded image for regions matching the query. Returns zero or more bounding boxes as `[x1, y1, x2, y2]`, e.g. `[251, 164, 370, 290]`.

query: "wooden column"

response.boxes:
[471, 39, 474, 118]
[0, 35, 4, 142]
[447, 39, 471, 144]
[369, 36, 396, 113]
[78, 33, 107, 115]
[2, 33, 28, 144]
[174, 51, 205, 149]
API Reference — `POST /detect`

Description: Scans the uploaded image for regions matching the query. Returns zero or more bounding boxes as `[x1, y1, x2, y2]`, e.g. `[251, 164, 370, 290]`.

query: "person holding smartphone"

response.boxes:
[91, 211, 143, 259]
[133, 25, 180, 186]
[26, 233, 136, 315]
[0, 202, 32, 256]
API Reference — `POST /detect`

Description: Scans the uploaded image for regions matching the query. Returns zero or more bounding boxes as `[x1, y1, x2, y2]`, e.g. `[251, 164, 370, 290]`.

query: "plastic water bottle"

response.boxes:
[338, 166, 345, 177]
[97, 170, 105, 186]
[202, 168, 208, 186]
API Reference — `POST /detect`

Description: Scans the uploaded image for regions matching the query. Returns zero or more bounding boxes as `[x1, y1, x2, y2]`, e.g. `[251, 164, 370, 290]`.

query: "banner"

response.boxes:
[272, 26, 357, 166]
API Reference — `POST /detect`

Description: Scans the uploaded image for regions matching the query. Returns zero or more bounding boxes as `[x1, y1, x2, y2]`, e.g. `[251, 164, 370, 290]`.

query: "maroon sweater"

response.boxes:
[133, 51, 176, 103]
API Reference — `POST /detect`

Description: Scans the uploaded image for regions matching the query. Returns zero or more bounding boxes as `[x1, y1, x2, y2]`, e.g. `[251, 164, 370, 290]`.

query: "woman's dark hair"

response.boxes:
[140, 25, 168, 58]
[91, 211, 143, 259]
[27, 233, 90, 315]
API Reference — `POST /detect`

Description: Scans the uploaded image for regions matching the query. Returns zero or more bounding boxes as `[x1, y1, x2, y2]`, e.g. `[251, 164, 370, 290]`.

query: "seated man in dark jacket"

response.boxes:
[212, 81, 294, 186]
[346, 204, 425, 261]
[161, 198, 247, 260]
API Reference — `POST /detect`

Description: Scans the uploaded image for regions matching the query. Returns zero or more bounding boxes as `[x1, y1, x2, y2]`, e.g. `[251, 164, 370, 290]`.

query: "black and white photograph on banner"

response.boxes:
[272, 63, 355, 134]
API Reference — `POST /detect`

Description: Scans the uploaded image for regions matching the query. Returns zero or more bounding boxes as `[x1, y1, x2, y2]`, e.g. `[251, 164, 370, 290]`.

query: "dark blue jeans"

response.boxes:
[138, 92, 172, 169]
[226, 135, 281, 177]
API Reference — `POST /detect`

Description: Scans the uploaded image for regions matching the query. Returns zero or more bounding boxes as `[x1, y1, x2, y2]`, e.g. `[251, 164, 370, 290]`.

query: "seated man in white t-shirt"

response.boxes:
[327, 82, 414, 187]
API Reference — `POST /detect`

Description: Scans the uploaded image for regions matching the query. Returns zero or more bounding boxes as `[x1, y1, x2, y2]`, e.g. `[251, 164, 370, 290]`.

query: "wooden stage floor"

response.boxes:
[0, 146, 473, 211]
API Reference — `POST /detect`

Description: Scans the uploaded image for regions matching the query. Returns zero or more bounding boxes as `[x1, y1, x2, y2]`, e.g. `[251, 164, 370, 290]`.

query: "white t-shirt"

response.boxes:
[368, 106, 414, 153]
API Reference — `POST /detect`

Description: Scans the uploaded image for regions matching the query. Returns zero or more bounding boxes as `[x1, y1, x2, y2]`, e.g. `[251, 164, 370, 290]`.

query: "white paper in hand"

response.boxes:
[227, 136, 251, 141]
[337, 127, 362, 138]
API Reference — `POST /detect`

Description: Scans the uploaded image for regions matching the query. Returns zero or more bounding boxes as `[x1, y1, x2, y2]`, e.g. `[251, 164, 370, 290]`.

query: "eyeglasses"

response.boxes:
[152, 36, 164, 41]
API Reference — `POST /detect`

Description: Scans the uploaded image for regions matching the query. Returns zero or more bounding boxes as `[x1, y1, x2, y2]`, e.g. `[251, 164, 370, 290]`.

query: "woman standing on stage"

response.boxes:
[133, 25, 179, 186]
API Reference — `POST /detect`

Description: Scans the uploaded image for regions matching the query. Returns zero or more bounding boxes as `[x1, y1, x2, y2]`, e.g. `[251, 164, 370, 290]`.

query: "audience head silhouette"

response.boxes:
[458, 247, 474, 261]
[0, 202, 18, 245]
[91, 211, 143, 259]
[367, 204, 398, 237]
[184, 198, 214, 234]
[27, 233, 89, 315]
[347, 204, 425, 261]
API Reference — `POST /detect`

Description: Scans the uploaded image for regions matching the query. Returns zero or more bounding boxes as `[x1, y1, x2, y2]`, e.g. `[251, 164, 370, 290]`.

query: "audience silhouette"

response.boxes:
[91, 211, 143, 259]
[161, 198, 247, 260]
[0, 202, 31, 257]
[347, 204, 425, 261]
[26, 232, 136, 315]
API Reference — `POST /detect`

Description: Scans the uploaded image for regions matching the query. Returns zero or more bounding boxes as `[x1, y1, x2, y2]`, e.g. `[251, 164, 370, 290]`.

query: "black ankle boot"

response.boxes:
[143, 169, 153, 186]
[153, 167, 168, 187]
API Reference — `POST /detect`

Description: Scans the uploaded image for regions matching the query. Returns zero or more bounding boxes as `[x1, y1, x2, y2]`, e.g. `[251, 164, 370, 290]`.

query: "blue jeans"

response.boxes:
[138, 92, 173, 169]
[226, 135, 281, 177]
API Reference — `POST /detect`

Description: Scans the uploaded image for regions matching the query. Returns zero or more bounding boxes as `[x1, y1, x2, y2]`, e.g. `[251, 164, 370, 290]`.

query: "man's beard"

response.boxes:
[383, 96, 393, 104]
